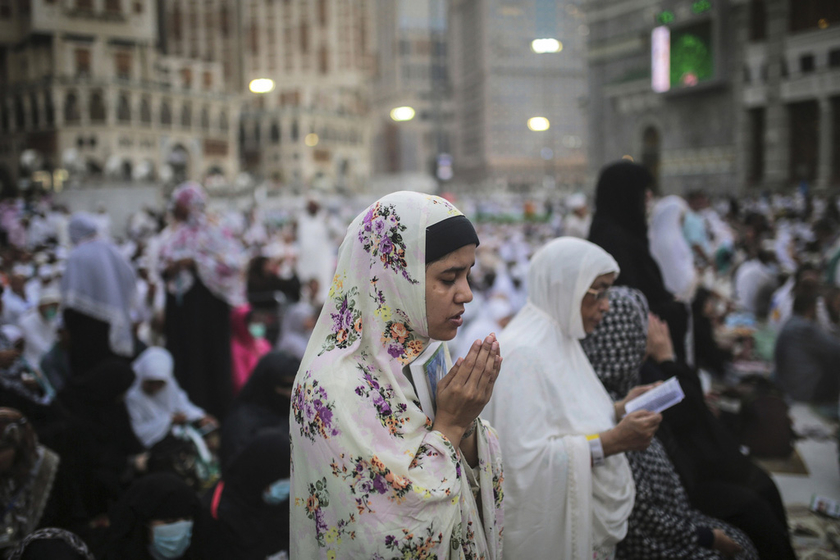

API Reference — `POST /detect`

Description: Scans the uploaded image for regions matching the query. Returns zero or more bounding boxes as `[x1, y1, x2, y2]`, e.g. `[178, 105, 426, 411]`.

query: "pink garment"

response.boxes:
[230, 304, 270, 394]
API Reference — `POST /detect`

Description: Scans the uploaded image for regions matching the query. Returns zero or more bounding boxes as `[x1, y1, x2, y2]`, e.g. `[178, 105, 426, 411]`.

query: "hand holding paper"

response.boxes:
[624, 376, 685, 415]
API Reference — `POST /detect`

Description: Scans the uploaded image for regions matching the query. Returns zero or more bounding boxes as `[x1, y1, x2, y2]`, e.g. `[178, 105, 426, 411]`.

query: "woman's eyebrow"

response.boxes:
[440, 261, 476, 275]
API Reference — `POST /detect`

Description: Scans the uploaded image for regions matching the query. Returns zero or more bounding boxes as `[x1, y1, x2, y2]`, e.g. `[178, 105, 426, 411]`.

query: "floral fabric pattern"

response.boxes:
[291, 192, 503, 560]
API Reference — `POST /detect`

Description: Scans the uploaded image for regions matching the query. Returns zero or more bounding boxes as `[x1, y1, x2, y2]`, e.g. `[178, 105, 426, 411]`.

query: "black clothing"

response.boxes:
[200, 430, 289, 560]
[219, 352, 298, 469]
[62, 308, 122, 377]
[588, 161, 690, 362]
[165, 277, 233, 420]
[101, 473, 203, 560]
[692, 288, 732, 376]
[641, 359, 796, 560]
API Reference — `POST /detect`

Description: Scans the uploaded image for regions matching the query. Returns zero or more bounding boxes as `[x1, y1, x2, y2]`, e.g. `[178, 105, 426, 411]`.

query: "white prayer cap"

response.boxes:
[566, 193, 587, 210]
[38, 286, 61, 306]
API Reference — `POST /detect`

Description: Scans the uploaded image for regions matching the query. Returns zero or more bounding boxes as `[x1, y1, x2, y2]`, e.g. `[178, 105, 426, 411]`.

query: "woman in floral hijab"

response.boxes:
[291, 192, 504, 559]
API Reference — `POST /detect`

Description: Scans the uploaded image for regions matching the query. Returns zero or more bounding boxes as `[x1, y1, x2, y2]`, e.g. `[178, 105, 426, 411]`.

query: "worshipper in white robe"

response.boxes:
[295, 198, 334, 304]
[649, 196, 698, 304]
[126, 346, 214, 449]
[482, 237, 662, 560]
[564, 193, 592, 239]
[734, 241, 779, 316]
[17, 287, 60, 373]
[2, 265, 35, 325]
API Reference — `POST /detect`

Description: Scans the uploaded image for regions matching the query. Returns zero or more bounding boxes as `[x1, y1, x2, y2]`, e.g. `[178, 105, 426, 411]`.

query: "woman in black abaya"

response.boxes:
[588, 161, 690, 363]
[159, 183, 246, 419]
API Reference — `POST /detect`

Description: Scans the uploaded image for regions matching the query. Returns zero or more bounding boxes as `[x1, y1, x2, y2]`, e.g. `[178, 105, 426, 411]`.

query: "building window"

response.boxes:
[64, 92, 80, 123]
[45, 94, 54, 125]
[250, 20, 259, 55]
[291, 120, 298, 141]
[830, 49, 840, 68]
[788, 100, 819, 182]
[133, 1, 143, 14]
[0, 1, 11, 19]
[75, 48, 91, 77]
[105, 0, 120, 13]
[641, 127, 661, 190]
[115, 52, 132, 79]
[300, 21, 309, 53]
[749, 0, 766, 41]
[1, 105, 9, 131]
[319, 45, 328, 74]
[789, 0, 840, 33]
[140, 96, 151, 124]
[270, 122, 280, 143]
[172, 5, 182, 41]
[89, 90, 106, 122]
[318, 0, 327, 26]
[748, 107, 765, 186]
[76, 0, 92, 9]
[117, 93, 131, 122]
[200, 106, 209, 130]
[203, 71, 212, 89]
[800, 54, 815, 73]
[219, 110, 228, 132]
[160, 100, 172, 126]
[181, 67, 192, 88]
[14, 96, 24, 129]
[19, 0, 30, 16]
[220, 5, 229, 37]
[29, 92, 39, 128]
[180, 103, 191, 127]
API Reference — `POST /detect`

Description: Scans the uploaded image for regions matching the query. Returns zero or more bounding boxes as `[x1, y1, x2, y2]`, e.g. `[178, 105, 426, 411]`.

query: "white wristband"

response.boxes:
[587, 434, 606, 467]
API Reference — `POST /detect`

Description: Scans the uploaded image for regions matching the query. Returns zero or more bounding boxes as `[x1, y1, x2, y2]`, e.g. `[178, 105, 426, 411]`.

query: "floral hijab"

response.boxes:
[290, 192, 504, 560]
[158, 182, 245, 306]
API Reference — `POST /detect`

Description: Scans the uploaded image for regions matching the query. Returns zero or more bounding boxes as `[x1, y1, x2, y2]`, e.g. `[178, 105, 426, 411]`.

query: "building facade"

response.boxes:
[232, 0, 376, 193]
[585, 0, 840, 195]
[0, 0, 240, 195]
[370, 0, 453, 192]
[449, 0, 589, 192]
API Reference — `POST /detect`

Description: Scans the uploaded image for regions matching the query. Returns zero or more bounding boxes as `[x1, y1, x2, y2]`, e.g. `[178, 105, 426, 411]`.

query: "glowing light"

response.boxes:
[818, 18, 829, 29]
[304, 133, 319, 147]
[527, 117, 550, 132]
[622, 155, 635, 161]
[390, 106, 416, 121]
[248, 78, 275, 94]
[531, 38, 562, 53]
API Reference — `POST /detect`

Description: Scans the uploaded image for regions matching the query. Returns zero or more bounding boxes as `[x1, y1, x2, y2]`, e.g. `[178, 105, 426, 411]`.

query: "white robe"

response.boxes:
[482, 237, 635, 560]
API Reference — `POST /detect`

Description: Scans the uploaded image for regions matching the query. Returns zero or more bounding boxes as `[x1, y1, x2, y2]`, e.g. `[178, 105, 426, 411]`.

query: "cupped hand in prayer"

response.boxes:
[433, 333, 502, 445]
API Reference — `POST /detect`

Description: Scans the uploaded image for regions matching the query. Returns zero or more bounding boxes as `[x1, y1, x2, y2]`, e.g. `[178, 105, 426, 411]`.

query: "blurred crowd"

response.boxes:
[0, 166, 837, 558]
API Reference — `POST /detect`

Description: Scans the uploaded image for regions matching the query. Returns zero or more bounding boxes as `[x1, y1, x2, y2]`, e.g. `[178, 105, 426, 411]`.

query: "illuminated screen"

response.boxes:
[670, 21, 714, 88]
[651, 20, 714, 92]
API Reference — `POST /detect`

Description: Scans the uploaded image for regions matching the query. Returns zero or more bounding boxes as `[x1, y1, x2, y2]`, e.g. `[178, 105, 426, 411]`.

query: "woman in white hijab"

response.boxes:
[482, 237, 662, 560]
[649, 196, 698, 304]
[126, 347, 213, 449]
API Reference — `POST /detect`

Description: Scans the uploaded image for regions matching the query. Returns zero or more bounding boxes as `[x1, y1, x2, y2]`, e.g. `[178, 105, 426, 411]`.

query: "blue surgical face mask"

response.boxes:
[248, 322, 266, 339]
[263, 478, 291, 505]
[150, 520, 193, 559]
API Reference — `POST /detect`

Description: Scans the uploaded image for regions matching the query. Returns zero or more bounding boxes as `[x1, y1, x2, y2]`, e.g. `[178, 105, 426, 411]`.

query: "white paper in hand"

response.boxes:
[408, 341, 451, 422]
[624, 377, 685, 415]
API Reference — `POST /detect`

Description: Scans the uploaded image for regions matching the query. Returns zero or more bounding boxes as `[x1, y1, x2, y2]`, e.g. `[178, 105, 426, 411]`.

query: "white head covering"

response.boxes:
[649, 196, 698, 302]
[68, 213, 99, 246]
[275, 302, 314, 361]
[482, 237, 634, 560]
[567, 192, 587, 210]
[290, 192, 504, 559]
[126, 347, 204, 448]
[60, 215, 138, 356]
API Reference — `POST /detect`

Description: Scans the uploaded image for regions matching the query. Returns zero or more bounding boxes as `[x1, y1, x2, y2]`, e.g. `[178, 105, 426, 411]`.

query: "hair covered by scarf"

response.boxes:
[170, 181, 207, 224]
[593, 161, 654, 240]
[580, 286, 650, 401]
[9, 528, 95, 560]
[0, 408, 38, 487]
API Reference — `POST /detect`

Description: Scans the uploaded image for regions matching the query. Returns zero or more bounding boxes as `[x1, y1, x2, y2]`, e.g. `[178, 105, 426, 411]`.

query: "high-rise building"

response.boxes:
[449, 0, 589, 192]
[585, 0, 839, 194]
[235, 0, 376, 193]
[371, 0, 453, 190]
[0, 0, 240, 193]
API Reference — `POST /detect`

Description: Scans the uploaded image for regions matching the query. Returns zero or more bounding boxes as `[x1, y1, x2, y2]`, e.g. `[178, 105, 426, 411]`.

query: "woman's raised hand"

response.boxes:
[433, 334, 502, 445]
[601, 410, 662, 456]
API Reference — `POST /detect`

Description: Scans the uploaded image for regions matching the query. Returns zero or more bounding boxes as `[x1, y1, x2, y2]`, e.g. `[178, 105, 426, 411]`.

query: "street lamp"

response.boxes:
[304, 133, 319, 147]
[531, 38, 562, 53]
[390, 106, 416, 122]
[249, 78, 276, 94]
[527, 117, 550, 131]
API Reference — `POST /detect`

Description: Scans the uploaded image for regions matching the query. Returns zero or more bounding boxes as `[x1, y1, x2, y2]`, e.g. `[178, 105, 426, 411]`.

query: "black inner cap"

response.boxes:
[425, 215, 480, 264]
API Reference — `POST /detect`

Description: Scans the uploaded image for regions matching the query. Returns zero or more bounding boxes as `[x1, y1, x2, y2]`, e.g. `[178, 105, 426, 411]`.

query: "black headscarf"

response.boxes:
[102, 473, 200, 560]
[592, 160, 653, 241]
[425, 215, 480, 264]
[234, 352, 299, 415]
[589, 161, 689, 362]
[201, 430, 289, 559]
[220, 352, 298, 468]
[9, 528, 95, 560]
